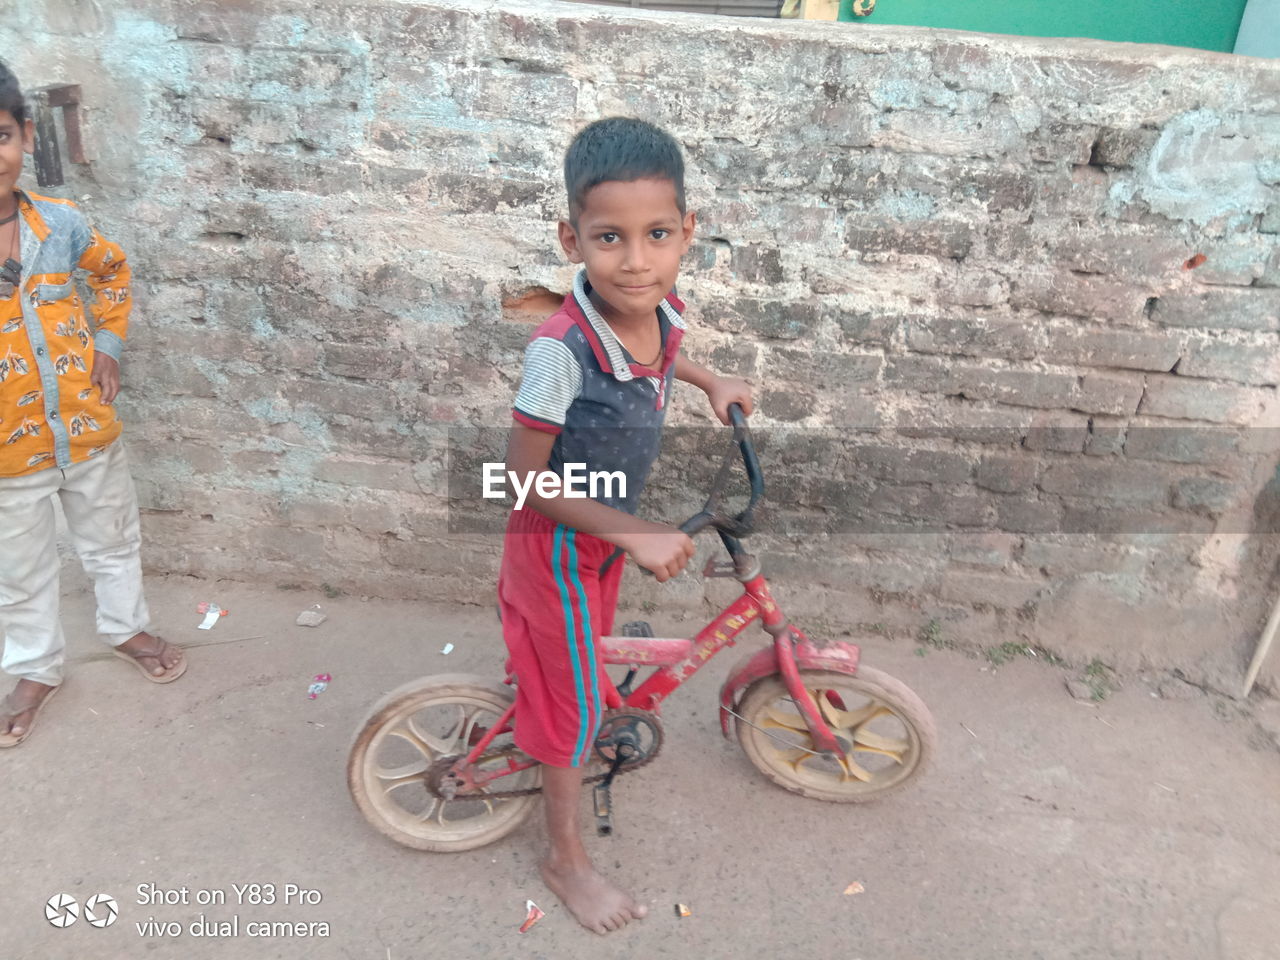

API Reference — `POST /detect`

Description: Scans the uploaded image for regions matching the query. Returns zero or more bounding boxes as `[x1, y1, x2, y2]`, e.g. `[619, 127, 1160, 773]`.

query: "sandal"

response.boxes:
[112, 635, 188, 684]
[0, 682, 61, 748]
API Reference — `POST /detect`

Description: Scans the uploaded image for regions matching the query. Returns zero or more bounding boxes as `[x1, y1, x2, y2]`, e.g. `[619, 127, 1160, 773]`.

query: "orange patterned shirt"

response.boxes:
[0, 190, 130, 477]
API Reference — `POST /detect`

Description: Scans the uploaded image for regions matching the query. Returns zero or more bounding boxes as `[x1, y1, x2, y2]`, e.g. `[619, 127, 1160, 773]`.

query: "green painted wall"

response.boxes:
[838, 0, 1248, 52]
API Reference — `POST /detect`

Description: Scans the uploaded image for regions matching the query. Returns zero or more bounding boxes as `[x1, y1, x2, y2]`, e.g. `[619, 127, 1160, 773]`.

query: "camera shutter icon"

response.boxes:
[85, 893, 118, 928]
[45, 893, 78, 928]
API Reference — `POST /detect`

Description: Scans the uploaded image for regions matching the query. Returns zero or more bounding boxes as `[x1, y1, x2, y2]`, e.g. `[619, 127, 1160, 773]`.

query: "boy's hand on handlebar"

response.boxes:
[705, 375, 754, 425]
[618, 524, 695, 582]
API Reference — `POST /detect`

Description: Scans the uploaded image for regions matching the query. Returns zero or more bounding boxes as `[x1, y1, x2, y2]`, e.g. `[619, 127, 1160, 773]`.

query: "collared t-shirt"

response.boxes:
[512, 269, 686, 515]
[0, 190, 131, 477]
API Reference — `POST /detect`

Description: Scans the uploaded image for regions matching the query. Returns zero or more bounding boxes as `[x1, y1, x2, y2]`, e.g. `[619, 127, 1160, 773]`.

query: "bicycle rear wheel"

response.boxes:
[347, 675, 540, 852]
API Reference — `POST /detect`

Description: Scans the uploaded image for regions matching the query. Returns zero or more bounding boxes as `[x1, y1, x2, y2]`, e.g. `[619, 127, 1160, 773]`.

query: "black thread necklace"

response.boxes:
[0, 202, 21, 297]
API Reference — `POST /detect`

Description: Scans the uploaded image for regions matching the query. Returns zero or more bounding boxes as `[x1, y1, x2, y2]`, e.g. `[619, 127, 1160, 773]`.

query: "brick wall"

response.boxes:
[5, 0, 1280, 692]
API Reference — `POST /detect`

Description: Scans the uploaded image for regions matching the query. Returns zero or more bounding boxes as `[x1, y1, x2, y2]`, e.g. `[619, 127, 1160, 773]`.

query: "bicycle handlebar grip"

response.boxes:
[728, 402, 748, 440]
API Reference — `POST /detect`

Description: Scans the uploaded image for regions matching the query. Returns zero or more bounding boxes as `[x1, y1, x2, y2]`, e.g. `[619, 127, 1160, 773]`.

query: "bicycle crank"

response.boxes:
[425, 709, 664, 802]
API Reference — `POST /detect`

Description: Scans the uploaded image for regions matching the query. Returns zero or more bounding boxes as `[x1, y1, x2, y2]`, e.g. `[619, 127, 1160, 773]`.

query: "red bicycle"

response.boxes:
[348, 405, 937, 851]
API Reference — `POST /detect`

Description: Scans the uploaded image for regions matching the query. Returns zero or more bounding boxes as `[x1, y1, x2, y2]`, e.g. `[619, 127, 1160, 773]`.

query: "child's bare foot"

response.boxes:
[541, 857, 648, 934]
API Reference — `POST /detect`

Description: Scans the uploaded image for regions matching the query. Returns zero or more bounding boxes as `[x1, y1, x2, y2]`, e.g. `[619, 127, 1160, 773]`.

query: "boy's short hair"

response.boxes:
[564, 117, 685, 222]
[0, 60, 24, 126]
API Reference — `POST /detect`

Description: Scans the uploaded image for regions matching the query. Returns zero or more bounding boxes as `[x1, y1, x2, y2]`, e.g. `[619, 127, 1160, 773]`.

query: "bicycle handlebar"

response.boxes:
[678, 402, 763, 539]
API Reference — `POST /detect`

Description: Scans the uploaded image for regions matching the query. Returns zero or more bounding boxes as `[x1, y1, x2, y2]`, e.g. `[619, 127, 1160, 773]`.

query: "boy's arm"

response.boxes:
[505, 425, 694, 582]
[675, 351, 753, 424]
[75, 218, 132, 404]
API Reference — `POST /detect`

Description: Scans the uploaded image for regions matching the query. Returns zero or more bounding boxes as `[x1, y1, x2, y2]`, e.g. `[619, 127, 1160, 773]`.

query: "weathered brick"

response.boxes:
[1139, 376, 1270, 424]
[904, 314, 1038, 361]
[380, 538, 502, 577]
[833, 310, 899, 347]
[1037, 164, 1110, 220]
[1039, 459, 1172, 506]
[1190, 234, 1277, 286]
[760, 387, 814, 423]
[729, 245, 784, 285]
[870, 486, 995, 528]
[872, 106, 1024, 160]
[1051, 231, 1193, 279]
[940, 570, 1045, 608]
[949, 532, 1019, 568]
[1003, 496, 1064, 533]
[314, 456, 420, 493]
[240, 156, 363, 196]
[1262, 203, 1280, 235]
[1008, 270, 1151, 324]
[1085, 416, 1127, 456]
[1060, 506, 1215, 535]
[930, 42, 1023, 97]
[323, 343, 410, 381]
[1076, 373, 1144, 416]
[954, 170, 1037, 215]
[976, 455, 1038, 493]
[1152, 289, 1280, 332]
[699, 298, 821, 340]
[248, 525, 329, 563]
[846, 221, 973, 261]
[283, 378, 400, 422]
[886, 356, 1077, 410]
[701, 340, 760, 378]
[764, 203, 838, 245]
[1177, 338, 1280, 386]
[792, 477, 874, 515]
[851, 444, 973, 485]
[1026, 122, 1097, 166]
[229, 449, 284, 476]
[895, 400, 1032, 445]
[126, 354, 218, 398]
[1019, 538, 1148, 577]
[1172, 476, 1239, 514]
[1041, 324, 1182, 372]
[1024, 412, 1088, 454]
[816, 103, 876, 148]
[936, 265, 1009, 308]
[1258, 246, 1280, 289]
[281, 494, 354, 529]
[1122, 423, 1241, 465]
[1092, 126, 1160, 168]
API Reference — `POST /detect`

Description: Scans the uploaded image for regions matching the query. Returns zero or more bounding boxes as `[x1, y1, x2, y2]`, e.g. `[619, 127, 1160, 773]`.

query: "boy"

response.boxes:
[0, 61, 185, 748]
[499, 117, 753, 933]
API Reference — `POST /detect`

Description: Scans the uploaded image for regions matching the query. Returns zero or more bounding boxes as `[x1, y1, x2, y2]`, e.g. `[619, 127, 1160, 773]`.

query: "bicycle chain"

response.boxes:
[427, 708, 664, 800]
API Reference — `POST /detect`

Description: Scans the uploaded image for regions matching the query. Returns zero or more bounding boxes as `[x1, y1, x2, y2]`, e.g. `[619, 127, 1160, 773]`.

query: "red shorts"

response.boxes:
[498, 508, 625, 768]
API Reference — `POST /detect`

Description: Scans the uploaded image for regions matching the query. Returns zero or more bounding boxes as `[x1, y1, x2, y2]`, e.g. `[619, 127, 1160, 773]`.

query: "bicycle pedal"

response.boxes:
[592, 783, 614, 836]
[621, 621, 654, 638]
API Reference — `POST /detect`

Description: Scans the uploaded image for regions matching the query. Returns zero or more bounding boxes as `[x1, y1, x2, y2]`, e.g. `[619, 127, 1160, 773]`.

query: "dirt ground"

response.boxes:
[2, 565, 1279, 960]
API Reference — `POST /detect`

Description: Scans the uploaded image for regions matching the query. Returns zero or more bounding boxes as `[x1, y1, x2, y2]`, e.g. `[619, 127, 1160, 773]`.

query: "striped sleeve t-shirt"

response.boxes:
[510, 269, 686, 514]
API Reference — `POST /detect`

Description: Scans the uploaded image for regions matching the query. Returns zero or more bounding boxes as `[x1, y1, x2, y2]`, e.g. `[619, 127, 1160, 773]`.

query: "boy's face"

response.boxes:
[0, 110, 34, 197]
[558, 177, 696, 323]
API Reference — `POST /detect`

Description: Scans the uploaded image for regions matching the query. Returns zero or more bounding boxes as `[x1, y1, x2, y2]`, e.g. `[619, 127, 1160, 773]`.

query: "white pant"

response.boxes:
[0, 441, 150, 685]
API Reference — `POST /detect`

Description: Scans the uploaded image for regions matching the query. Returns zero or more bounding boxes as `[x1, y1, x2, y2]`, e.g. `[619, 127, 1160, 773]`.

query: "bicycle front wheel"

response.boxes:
[735, 666, 935, 803]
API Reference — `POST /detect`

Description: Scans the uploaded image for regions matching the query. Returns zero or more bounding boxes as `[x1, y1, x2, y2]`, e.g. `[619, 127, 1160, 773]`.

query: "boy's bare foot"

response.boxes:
[1, 679, 59, 746]
[113, 631, 186, 682]
[541, 857, 648, 934]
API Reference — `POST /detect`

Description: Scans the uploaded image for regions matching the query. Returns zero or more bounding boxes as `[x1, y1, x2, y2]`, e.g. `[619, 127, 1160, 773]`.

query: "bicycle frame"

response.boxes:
[454, 569, 858, 787]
